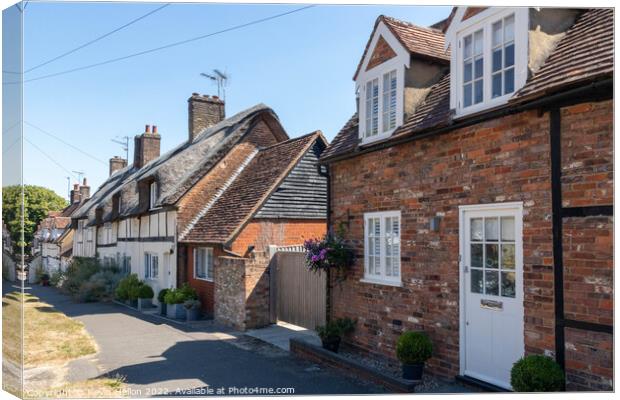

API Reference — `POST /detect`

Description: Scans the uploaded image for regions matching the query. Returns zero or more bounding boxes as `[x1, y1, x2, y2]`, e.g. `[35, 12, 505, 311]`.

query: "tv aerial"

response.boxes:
[111, 136, 130, 161]
[200, 69, 229, 101]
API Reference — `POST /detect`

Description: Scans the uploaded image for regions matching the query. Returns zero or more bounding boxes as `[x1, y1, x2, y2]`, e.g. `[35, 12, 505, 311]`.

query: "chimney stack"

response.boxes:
[79, 178, 90, 200]
[70, 183, 81, 204]
[109, 156, 128, 176]
[188, 93, 225, 142]
[133, 124, 161, 169]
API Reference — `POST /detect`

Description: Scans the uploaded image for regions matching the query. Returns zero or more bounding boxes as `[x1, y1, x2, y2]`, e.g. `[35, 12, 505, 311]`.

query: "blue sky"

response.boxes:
[6, 1, 450, 200]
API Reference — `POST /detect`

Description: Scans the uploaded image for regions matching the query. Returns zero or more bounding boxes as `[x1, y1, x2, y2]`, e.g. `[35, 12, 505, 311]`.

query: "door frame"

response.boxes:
[458, 201, 524, 385]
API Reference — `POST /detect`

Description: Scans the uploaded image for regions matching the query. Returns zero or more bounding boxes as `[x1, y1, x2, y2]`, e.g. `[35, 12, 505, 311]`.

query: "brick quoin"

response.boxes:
[328, 99, 612, 389]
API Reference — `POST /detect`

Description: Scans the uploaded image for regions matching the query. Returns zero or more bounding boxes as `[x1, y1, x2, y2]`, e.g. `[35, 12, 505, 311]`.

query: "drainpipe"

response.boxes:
[317, 164, 332, 322]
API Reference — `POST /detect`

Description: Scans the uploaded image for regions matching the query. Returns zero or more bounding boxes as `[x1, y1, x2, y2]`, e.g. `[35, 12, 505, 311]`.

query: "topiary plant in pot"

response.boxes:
[137, 284, 154, 311]
[316, 318, 356, 353]
[158, 288, 169, 316]
[396, 331, 433, 381]
[510, 355, 564, 392]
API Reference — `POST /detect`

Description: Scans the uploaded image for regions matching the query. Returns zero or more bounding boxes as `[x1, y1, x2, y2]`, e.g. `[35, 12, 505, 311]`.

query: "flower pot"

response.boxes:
[159, 302, 167, 316]
[166, 303, 185, 319]
[321, 336, 341, 353]
[402, 363, 424, 381]
[41, 279, 49, 286]
[186, 307, 200, 321]
[138, 298, 152, 311]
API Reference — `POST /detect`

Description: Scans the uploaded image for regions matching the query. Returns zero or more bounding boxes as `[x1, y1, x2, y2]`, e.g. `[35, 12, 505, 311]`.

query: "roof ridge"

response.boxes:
[380, 14, 444, 34]
[260, 130, 321, 151]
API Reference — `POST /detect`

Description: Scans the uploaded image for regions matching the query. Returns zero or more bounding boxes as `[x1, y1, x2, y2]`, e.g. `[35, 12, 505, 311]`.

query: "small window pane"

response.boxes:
[492, 21, 502, 46]
[474, 80, 483, 104]
[471, 244, 483, 268]
[464, 61, 472, 82]
[474, 57, 483, 78]
[485, 271, 499, 295]
[492, 73, 502, 98]
[501, 217, 515, 241]
[485, 218, 499, 241]
[501, 271, 516, 298]
[471, 218, 483, 241]
[464, 35, 472, 58]
[485, 244, 499, 269]
[474, 30, 483, 54]
[501, 244, 515, 270]
[463, 84, 472, 107]
[505, 43, 515, 67]
[471, 269, 483, 293]
[504, 15, 515, 42]
[504, 68, 515, 94]
[492, 49, 502, 72]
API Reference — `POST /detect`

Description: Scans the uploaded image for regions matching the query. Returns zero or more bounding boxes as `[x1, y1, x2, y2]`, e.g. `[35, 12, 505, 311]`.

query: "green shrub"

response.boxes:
[164, 284, 198, 304]
[396, 331, 433, 365]
[137, 284, 154, 299]
[510, 355, 564, 392]
[157, 288, 169, 303]
[316, 318, 356, 340]
[50, 270, 65, 287]
[115, 274, 141, 301]
[61, 257, 101, 296]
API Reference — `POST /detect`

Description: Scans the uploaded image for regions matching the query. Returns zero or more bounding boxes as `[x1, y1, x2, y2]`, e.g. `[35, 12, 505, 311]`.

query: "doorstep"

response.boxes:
[245, 321, 321, 351]
[290, 338, 418, 393]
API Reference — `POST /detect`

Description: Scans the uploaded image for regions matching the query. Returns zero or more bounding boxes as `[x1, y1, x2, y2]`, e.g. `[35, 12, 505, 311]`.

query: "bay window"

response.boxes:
[364, 211, 401, 285]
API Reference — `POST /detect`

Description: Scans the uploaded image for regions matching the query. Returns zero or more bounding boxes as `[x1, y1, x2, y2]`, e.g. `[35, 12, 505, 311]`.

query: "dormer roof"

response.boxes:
[353, 15, 449, 80]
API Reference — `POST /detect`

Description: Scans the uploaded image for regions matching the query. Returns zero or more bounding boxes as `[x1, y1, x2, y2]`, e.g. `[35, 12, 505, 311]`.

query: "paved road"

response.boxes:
[23, 285, 387, 396]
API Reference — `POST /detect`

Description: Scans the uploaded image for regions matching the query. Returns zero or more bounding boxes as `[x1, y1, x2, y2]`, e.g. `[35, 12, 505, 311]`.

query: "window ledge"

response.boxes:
[360, 132, 394, 146]
[194, 277, 213, 282]
[360, 278, 402, 287]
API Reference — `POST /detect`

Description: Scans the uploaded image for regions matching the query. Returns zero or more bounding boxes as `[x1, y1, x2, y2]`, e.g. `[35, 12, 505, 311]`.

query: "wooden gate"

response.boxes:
[270, 246, 326, 330]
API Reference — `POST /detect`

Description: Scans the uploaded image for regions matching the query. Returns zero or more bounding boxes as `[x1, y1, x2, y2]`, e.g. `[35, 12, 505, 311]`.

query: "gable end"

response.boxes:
[366, 35, 398, 71]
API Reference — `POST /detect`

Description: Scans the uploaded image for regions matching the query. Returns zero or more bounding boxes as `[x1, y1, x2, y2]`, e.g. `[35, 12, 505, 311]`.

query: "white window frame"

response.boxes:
[144, 252, 159, 280]
[362, 210, 402, 286]
[149, 181, 159, 210]
[193, 247, 214, 282]
[449, 8, 528, 118]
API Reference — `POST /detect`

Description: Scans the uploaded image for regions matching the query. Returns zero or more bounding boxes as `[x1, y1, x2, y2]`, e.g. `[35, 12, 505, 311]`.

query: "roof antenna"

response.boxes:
[111, 135, 130, 161]
[72, 170, 85, 183]
[200, 69, 229, 102]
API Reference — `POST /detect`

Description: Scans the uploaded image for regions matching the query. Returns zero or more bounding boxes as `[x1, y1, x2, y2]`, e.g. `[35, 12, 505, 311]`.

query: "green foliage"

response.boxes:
[510, 355, 565, 392]
[115, 274, 141, 301]
[2, 185, 67, 254]
[396, 331, 433, 365]
[157, 288, 169, 303]
[164, 284, 198, 304]
[60, 257, 100, 296]
[50, 270, 65, 287]
[60, 257, 123, 302]
[137, 284, 154, 299]
[316, 318, 356, 340]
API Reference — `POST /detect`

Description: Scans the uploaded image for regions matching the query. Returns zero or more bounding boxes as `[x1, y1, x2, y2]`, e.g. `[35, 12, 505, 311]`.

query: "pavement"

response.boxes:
[18, 284, 388, 396]
[246, 321, 321, 351]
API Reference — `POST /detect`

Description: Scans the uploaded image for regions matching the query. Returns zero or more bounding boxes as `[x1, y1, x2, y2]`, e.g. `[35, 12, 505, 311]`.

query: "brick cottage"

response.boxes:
[320, 7, 612, 391]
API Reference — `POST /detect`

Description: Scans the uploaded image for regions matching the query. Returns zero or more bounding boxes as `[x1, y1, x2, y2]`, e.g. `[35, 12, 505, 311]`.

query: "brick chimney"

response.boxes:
[133, 124, 161, 168]
[109, 156, 128, 176]
[79, 178, 90, 200]
[188, 93, 225, 142]
[70, 183, 81, 204]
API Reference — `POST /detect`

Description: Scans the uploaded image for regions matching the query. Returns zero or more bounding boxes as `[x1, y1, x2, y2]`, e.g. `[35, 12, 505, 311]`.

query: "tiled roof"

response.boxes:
[353, 15, 449, 80]
[182, 132, 323, 244]
[324, 8, 612, 162]
[513, 8, 613, 102]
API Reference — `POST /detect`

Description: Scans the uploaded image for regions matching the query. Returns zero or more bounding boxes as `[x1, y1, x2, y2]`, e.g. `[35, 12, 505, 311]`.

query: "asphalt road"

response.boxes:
[23, 285, 388, 396]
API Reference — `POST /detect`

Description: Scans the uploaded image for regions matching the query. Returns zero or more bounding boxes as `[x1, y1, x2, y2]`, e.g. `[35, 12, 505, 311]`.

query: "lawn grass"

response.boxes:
[2, 291, 97, 367]
[25, 376, 127, 399]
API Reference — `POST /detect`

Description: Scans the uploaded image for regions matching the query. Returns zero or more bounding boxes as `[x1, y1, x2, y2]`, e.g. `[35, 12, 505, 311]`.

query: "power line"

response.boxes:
[25, 121, 107, 165]
[24, 3, 171, 74]
[24, 137, 81, 182]
[3, 136, 21, 156]
[4, 5, 315, 85]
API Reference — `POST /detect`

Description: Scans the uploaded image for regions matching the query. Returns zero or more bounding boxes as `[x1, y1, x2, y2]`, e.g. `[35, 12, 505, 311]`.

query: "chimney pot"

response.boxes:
[152, 125, 158, 134]
[145, 124, 151, 133]
[133, 125, 161, 168]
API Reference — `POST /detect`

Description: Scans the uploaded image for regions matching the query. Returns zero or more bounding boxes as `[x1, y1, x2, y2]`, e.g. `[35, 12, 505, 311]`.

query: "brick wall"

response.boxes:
[327, 99, 613, 388]
[214, 253, 271, 330]
[184, 244, 227, 315]
[366, 35, 397, 71]
[231, 218, 326, 255]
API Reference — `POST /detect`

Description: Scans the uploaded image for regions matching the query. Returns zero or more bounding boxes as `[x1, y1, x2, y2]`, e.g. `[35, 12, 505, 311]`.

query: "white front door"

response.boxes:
[460, 203, 524, 389]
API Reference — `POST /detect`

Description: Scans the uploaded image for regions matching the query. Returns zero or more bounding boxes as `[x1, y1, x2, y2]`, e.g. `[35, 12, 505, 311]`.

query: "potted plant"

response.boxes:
[137, 284, 154, 311]
[158, 288, 169, 316]
[116, 274, 140, 307]
[40, 272, 50, 286]
[316, 317, 355, 353]
[396, 331, 433, 381]
[184, 299, 201, 321]
[510, 355, 564, 392]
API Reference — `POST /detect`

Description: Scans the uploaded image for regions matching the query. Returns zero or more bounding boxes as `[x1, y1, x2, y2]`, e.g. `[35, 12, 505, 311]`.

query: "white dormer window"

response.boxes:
[149, 182, 158, 209]
[448, 8, 527, 117]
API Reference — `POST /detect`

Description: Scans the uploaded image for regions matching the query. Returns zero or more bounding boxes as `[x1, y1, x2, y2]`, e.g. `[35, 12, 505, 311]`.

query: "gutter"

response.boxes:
[320, 78, 613, 165]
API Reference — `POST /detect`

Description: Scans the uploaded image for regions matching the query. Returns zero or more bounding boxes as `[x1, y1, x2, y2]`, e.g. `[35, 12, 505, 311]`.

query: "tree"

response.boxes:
[2, 185, 67, 254]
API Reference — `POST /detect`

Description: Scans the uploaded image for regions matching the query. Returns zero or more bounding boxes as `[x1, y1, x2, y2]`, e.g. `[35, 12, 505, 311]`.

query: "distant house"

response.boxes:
[320, 8, 612, 391]
[33, 181, 89, 274]
[71, 94, 327, 324]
